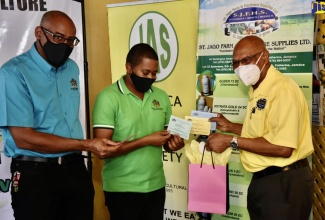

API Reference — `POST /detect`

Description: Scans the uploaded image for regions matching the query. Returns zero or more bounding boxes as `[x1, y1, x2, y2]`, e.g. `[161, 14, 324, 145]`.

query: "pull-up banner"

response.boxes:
[107, 0, 199, 219]
[196, 0, 313, 219]
[0, 1, 85, 219]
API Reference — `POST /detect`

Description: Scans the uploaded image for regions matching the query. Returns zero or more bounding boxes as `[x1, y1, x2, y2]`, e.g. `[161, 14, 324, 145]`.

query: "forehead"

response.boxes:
[134, 57, 158, 70]
[233, 47, 253, 60]
[43, 16, 76, 37]
[233, 41, 258, 60]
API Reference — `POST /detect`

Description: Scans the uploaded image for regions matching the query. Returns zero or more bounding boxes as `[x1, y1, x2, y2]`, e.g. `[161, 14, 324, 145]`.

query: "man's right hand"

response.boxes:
[145, 131, 172, 146]
[209, 113, 231, 132]
[87, 138, 121, 159]
[209, 113, 243, 135]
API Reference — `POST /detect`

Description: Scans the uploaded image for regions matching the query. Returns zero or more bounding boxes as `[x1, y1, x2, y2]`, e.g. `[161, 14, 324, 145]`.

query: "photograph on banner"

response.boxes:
[196, 0, 313, 219]
[107, 0, 199, 219]
[0, 1, 85, 220]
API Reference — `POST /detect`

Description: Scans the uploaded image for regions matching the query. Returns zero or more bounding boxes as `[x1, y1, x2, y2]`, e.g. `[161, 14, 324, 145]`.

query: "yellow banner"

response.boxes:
[108, 0, 198, 118]
[108, 0, 199, 219]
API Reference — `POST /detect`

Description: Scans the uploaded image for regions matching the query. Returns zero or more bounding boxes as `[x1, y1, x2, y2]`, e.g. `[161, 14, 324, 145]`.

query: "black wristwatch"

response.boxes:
[230, 136, 238, 150]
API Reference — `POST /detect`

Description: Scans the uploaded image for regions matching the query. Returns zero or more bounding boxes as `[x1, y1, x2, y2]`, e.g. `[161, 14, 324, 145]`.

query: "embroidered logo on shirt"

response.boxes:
[152, 99, 163, 110]
[152, 99, 160, 108]
[256, 98, 267, 110]
[70, 78, 78, 91]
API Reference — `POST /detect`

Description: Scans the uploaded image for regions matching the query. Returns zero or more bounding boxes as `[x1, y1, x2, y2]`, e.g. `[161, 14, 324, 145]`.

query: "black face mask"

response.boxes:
[130, 72, 155, 93]
[40, 39, 73, 67]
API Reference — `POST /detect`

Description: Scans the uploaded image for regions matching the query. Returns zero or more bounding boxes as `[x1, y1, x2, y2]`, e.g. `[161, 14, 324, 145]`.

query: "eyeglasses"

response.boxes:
[41, 27, 80, 47]
[230, 51, 265, 68]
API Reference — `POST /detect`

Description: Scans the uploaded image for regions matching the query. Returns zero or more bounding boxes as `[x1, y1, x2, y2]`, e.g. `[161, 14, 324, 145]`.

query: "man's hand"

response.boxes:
[145, 131, 172, 146]
[209, 113, 243, 135]
[165, 134, 185, 151]
[209, 113, 231, 132]
[88, 138, 121, 159]
[205, 132, 232, 153]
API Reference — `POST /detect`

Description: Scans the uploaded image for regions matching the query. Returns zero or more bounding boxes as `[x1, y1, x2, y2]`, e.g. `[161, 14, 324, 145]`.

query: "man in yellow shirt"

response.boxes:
[205, 35, 314, 220]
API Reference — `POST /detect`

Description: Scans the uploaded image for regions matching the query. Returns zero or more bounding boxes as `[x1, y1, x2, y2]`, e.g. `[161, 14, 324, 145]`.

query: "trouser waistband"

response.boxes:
[13, 153, 84, 165]
[253, 158, 309, 179]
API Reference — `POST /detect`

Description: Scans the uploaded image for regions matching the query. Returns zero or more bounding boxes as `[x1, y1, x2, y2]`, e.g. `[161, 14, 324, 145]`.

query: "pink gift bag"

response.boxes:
[188, 149, 229, 214]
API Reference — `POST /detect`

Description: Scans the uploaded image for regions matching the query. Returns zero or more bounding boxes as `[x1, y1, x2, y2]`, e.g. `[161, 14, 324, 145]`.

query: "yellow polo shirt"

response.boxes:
[240, 65, 314, 172]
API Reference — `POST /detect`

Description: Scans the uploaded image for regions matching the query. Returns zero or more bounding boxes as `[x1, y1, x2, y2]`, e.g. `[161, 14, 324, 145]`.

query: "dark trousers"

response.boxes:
[104, 187, 166, 220]
[247, 166, 313, 220]
[10, 156, 94, 220]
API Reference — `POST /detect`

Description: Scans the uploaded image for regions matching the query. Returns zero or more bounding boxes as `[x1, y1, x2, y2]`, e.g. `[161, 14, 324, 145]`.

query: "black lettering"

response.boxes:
[173, 96, 182, 107]
[9, 0, 14, 9]
[1, 0, 9, 9]
[29, 0, 38, 11]
[17, 0, 27, 11]
[1, 0, 47, 11]
[39, 0, 46, 11]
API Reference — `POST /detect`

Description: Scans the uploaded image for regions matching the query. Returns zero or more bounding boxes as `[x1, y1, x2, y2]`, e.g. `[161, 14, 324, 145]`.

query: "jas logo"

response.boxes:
[130, 12, 178, 82]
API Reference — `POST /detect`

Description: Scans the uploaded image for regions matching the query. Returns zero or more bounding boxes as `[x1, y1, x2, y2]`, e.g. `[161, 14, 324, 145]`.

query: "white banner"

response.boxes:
[197, 0, 313, 219]
[0, 1, 85, 219]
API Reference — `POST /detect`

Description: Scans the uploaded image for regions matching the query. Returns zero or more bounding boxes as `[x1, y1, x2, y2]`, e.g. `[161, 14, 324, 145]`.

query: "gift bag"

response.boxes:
[188, 147, 229, 214]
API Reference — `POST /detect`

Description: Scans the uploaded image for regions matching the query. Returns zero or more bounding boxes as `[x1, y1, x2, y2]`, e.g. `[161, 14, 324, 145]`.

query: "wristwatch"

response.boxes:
[230, 136, 238, 150]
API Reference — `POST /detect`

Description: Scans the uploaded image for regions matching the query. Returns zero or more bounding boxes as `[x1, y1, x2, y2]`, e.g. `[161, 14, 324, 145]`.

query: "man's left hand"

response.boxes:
[165, 134, 185, 151]
[205, 132, 232, 153]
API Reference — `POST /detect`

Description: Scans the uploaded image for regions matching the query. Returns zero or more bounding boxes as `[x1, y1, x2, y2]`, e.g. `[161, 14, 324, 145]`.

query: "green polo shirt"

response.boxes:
[92, 75, 172, 192]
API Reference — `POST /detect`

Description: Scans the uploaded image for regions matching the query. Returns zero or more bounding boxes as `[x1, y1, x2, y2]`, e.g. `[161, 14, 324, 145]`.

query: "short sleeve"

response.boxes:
[0, 66, 34, 127]
[92, 88, 117, 129]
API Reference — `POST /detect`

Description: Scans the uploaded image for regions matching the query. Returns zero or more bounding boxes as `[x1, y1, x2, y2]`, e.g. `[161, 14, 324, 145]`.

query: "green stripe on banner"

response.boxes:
[197, 52, 312, 74]
[270, 52, 313, 73]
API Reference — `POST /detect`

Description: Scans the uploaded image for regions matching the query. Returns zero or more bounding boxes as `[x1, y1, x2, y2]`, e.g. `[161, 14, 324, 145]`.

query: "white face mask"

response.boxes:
[234, 52, 265, 86]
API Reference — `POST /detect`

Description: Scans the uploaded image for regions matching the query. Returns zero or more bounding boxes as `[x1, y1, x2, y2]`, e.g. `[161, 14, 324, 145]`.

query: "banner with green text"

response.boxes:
[196, 0, 313, 219]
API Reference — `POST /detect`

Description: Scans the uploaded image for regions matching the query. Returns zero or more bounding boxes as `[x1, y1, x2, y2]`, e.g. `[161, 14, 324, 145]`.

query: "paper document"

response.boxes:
[185, 116, 211, 136]
[167, 115, 192, 140]
[191, 110, 218, 130]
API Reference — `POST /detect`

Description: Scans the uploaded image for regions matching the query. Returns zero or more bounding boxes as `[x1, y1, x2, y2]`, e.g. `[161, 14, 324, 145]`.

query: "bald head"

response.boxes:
[234, 36, 266, 57]
[40, 11, 74, 28]
[36, 10, 77, 44]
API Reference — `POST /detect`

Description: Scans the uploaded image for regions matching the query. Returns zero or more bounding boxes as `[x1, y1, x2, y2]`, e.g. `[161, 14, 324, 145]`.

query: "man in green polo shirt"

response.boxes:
[92, 43, 184, 220]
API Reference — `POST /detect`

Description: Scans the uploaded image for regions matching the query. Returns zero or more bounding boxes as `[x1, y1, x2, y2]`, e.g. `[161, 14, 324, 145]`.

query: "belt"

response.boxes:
[253, 158, 309, 179]
[13, 153, 84, 165]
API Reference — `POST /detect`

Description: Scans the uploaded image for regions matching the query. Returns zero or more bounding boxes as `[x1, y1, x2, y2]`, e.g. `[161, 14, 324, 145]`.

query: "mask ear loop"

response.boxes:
[255, 51, 266, 73]
[200, 145, 215, 169]
[255, 51, 264, 65]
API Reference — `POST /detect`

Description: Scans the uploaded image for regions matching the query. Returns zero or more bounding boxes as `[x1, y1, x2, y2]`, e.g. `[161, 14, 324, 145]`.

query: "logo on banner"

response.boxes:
[129, 12, 178, 82]
[223, 4, 280, 39]
[312, 1, 325, 14]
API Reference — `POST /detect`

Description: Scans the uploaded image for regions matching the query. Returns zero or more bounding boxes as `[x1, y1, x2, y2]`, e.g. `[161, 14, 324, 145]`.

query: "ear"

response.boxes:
[35, 26, 42, 40]
[262, 50, 269, 60]
[125, 63, 132, 74]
